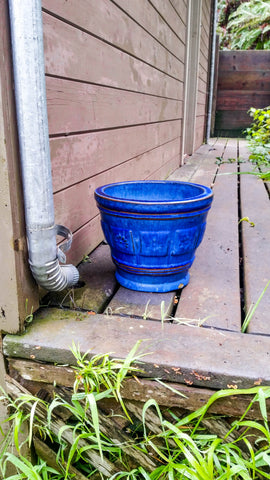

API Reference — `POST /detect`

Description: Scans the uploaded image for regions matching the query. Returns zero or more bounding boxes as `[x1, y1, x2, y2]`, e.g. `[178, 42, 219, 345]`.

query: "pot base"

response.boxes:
[115, 270, 190, 293]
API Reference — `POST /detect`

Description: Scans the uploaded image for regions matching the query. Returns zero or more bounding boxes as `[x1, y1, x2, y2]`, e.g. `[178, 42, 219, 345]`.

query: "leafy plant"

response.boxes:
[2, 346, 270, 479]
[245, 107, 270, 168]
[70, 340, 145, 421]
[217, 0, 270, 50]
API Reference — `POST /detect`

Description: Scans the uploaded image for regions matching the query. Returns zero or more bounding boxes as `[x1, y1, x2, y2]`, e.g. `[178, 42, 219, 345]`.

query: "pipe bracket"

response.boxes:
[55, 224, 73, 264]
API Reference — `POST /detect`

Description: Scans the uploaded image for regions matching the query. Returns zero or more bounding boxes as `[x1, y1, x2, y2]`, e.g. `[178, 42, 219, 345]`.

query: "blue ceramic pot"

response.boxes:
[95, 181, 213, 292]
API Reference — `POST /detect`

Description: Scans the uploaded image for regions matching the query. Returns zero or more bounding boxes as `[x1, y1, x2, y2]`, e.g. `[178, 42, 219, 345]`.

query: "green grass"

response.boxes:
[1, 345, 270, 479]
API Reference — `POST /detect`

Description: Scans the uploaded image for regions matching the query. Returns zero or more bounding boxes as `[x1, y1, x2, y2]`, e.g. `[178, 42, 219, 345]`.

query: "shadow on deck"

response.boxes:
[3, 138, 270, 416]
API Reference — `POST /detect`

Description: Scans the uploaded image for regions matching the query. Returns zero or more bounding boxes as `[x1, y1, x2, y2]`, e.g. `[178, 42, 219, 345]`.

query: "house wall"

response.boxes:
[42, 0, 188, 265]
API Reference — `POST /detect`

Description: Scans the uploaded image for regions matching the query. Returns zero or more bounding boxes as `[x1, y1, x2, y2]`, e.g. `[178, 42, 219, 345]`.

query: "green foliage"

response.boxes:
[241, 280, 270, 332]
[245, 106, 270, 174]
[217, 0, 270, 50]
[71, 340, 145, 421]
[2, 346, 270, 478]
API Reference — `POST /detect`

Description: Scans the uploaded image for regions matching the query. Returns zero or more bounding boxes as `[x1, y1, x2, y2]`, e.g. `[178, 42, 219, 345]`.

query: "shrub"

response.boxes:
[245, 106, 270, 167]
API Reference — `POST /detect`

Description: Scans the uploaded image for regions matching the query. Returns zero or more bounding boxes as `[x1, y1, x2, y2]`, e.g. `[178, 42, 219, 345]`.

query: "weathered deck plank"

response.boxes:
[3, 308, 270, 390]
[106, 287, 175, 321]
[173, 139, 241, 331]
[169, 138, 220, 184]
[45, 244, 116, 313]
[239, 141, 270, 334]
[8, 358, 269, 419]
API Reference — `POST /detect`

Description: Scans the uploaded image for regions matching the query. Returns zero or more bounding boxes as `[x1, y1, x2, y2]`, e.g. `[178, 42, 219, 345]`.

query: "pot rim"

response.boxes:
[95, 180, 213, 206]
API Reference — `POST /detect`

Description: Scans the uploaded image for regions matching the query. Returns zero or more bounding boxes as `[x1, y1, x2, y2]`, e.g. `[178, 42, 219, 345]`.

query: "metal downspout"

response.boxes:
[8, 0, 79, 291]
[206, 0, 218, 143]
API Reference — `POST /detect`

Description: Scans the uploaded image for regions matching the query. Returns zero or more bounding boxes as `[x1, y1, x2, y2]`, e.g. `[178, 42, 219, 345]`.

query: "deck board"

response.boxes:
[3, 307, 270, 390]
[44, 244, 117, 313]
[173, 139, 241, 330]
[239, 141, 270, 334]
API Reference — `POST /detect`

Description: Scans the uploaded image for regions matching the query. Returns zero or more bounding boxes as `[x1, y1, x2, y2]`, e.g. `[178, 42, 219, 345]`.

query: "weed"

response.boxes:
[142, 300, 151, 321]
[70, 340, 145, 421]
[239, 217, 255, 228]
[2, 347, 270, 478]
[241, 280, 270, 333]
[215, 157, 237, 165]
[81, 254, 91, 263]
[24, 299, 34, 325]
[245, 107, 270, 169]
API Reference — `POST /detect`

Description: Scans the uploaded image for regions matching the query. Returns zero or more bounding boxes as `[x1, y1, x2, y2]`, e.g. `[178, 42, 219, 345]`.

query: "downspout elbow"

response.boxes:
[30, 261, 80, 291]
[28, 225, 80, 291]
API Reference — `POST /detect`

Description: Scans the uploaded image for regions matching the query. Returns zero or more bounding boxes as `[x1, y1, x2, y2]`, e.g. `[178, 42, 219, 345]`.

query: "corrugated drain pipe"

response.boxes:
[8, 0, 80, 291]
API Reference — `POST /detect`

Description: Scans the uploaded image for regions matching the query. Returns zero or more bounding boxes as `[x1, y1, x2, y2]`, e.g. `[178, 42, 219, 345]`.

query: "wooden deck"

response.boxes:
[3, 138, 270, 416]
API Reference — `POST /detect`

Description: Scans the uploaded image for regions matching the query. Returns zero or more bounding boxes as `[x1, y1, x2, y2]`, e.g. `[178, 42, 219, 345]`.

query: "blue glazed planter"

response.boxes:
[95, 181, 213, 292]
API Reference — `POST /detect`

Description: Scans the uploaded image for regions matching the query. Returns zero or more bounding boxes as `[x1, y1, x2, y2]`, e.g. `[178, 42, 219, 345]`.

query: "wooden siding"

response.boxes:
[194, 0, 212, 150]
[215, 51, 270, 135]
[42, 0, 189, 264]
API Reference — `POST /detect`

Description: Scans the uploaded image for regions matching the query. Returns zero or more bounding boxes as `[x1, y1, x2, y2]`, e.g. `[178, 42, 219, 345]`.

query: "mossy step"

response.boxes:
[3, 307, 270, 390]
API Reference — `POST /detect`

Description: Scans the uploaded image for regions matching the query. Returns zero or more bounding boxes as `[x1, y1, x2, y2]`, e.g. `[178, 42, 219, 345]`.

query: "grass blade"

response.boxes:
[86, 393, 103, 460]
[242, 280, 270, 332]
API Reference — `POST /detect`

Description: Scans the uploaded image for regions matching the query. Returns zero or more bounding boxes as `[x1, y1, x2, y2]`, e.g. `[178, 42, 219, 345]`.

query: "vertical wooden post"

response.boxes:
[0, 0, 39, 335]
[182, 0, 202, 157]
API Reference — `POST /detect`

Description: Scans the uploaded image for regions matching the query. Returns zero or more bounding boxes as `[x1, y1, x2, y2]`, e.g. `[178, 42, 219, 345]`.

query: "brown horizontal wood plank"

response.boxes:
[218, 71, 270, 92]
[218, 51, 270, 72]
[199, 62, 208, 84]
[3, 308, 270, 389]
[50, 121, 181, 192]
[215, 110, 251, 131]
[216, 91, 270, 111]
[194, 126, 206, 152]
[65, 215, 103, 266]
[198, 77, 207, 95]
[113, 0, 185, 61]
[199, 49, 209, 72]
[46, 77, 182, 136]
[43, 12, 183, 99]
[169, 139, 221, 185]
[239, 141, 270, 335]
[8, 358, 270, 419]
[194, 115, 207, 151]
[196, 101, 207, 116]
[42, 0, 183, 81]
[200, 25, 210, 57]
[54, 138, 181, 233]
[169, 0, 187, 25]
[175, 139, 241, 331]
[145, 152, 180, 180]
[150, 0, 186, 43]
